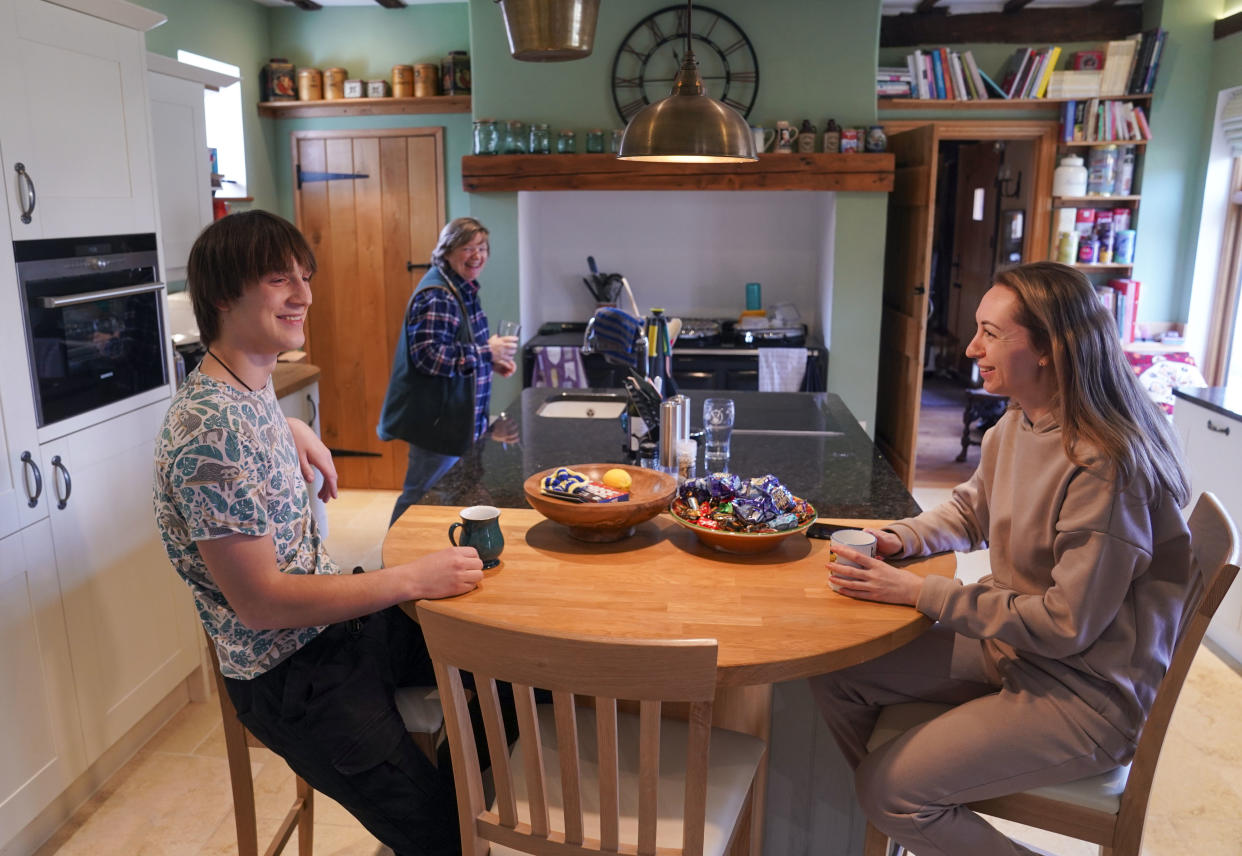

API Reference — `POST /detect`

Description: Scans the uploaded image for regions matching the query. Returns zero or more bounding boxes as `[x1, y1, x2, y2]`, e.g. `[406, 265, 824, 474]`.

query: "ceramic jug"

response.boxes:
[774, 120, 798, 154]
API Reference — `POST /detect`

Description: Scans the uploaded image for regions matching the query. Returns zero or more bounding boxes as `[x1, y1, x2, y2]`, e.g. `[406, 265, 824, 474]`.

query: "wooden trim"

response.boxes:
[258, 95, 470, 119]
[460, 153, 895, 193]
[1202, 159, 1242, 385]
[881, 6, 1142, 46]
[1216, 9, 1242, 40]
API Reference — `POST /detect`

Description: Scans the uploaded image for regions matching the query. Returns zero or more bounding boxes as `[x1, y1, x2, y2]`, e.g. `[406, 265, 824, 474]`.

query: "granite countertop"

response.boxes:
[1173, 386, 1242, 422]
[423, 387, 921, 520]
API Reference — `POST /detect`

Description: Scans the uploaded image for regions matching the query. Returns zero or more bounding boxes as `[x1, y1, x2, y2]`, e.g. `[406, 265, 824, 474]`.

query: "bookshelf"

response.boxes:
[876, 94, 1152, 112]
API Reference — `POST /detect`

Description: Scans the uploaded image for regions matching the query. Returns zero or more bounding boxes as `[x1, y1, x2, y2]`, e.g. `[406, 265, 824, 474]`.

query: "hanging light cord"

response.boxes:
[206, 348, 256, 393]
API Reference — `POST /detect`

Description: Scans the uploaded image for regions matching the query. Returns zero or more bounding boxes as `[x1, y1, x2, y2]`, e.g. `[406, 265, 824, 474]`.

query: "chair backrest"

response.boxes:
[203, 631, 313, 856]
[1119, 491, 1240, 822]
[416, 602, 720, 856]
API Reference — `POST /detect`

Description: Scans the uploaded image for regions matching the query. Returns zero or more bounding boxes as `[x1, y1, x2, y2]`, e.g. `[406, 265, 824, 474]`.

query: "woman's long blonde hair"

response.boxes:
[994, 262, 1189, 506]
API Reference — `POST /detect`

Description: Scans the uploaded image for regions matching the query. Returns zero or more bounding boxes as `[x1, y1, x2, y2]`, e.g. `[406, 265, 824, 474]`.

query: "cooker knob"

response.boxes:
[84, 256, 109, 270]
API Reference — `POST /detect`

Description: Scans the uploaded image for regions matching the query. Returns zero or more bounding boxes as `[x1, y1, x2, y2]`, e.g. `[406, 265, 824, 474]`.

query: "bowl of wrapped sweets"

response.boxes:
[668, 472, 816, 554]
[523, 464, 678, 542]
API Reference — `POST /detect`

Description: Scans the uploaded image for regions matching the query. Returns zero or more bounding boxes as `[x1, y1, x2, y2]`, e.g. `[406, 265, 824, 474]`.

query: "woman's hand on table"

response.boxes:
[827, 545, 923, 607]
[397, 546, 485, 599]
[868, 527, 903, 557]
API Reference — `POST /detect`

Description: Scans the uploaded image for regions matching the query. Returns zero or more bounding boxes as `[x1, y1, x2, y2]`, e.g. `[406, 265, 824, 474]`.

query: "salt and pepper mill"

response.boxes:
[659, 395, 692, 477]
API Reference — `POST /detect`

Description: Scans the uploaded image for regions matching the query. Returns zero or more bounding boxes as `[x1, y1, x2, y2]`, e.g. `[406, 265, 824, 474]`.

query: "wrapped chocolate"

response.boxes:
[670, 471, 813, 534]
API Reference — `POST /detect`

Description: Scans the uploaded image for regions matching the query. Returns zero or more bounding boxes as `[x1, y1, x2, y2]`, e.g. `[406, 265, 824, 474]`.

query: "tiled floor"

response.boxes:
[31, 417, 1242, 854]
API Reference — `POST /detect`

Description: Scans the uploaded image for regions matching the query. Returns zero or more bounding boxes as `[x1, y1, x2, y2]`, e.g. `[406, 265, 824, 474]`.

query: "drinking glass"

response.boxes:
[703, 397, 734, 472]
[498, 319, 520, 339]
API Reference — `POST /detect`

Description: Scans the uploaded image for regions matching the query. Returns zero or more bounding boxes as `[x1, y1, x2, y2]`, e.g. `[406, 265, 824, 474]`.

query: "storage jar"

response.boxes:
[556, 129, 576, 154]
[260, 58, 295, 101]
[323, 68, 348, 100]
[440, 51, 470, 95]
[529, 123, 551, 154]
[1052, 154, 1087, 197]
[392, 65, 414, 98]
[473, 119, 499, 156]
[586, 129, 605, 154]
[343, 79, 365, 99]
[1113, 146, 1135, 195]
[296, 68, 323, 101]
[366, 79, 390, 98]
[413, 63, 438, 97]
[1086, 145, 1118, 196]
[502, 120, 527, 154]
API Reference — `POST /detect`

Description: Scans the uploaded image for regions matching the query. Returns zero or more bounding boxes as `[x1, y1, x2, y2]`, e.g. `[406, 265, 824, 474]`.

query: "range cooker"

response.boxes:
[522, 320, 825, 392]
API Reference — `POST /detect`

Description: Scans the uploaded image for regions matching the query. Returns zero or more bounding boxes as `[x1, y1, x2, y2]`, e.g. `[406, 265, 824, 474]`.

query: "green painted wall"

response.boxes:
[1211, 23, 1242, 88]
[468, 0, 886, 427]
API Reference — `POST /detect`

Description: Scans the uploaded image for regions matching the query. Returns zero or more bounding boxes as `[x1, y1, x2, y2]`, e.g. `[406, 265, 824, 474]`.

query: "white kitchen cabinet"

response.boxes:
[0, 184, 45, 539]
[1173, 395, 1242, 663]
[38, 398, 200, 763]
[0, 523, 87, 840]
[146, 54, 236, 282]
[0, 0, 165, 239]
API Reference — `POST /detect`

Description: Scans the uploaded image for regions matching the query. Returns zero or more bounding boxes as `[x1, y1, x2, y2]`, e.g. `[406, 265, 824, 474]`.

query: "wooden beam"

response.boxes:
[461, 153, 895, 193]
[1092, 0, 1121, 7]
[281, 0, 322, 9]
[1216, 9, 1242, 40]
[374, 0, 407, 6]
[881, 6, 1142, 46]
[1002, 0, 1035, 12]
[915, 0, 942, 13]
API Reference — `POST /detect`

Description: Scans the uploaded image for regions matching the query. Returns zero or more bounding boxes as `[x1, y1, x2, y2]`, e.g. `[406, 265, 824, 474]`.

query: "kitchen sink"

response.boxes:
[536, 392, 628, 419]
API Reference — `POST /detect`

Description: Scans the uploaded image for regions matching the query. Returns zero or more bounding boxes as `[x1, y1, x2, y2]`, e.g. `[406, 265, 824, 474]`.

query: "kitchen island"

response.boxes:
[421, 387, 920, 521]
[401, 386, 934, 856]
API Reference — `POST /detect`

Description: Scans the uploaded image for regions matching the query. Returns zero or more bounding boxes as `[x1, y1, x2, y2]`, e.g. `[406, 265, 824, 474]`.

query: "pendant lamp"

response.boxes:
[616, 0, 757, 163]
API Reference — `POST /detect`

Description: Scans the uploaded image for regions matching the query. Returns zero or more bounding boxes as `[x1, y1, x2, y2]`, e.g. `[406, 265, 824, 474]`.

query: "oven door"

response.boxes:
[23, 277, 168, 428]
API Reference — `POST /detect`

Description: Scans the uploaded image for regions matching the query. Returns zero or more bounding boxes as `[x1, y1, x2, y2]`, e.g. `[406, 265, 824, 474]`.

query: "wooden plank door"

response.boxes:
[876, 125, 939, 489]
[293, 128, 446, 489]
[947, 141, 1002, 377]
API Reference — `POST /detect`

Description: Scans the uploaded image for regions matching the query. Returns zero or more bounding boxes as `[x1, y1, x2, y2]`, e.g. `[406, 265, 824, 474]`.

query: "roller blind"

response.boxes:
[1223, 90, 1242, 156]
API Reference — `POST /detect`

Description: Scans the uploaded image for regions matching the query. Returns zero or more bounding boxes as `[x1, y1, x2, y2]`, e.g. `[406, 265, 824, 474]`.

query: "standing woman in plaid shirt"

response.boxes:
[388, 218, 518, 525]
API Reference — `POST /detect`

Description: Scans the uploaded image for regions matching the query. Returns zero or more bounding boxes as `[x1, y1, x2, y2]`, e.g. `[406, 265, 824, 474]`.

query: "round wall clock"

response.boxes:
[610, 5, 759, 125]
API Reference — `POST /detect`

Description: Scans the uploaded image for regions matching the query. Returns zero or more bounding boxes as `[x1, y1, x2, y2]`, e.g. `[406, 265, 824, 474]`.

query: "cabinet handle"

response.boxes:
[15, 162, 36, 224]
[51, 455, 72, 510]
[1207, 420, 1231, 436]
[20, 451, 42, 508]
[306, 393, 317, 430]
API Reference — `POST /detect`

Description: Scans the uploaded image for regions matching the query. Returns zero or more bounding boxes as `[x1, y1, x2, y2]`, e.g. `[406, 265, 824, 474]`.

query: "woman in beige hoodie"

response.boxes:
[812, 262, 1195, 856]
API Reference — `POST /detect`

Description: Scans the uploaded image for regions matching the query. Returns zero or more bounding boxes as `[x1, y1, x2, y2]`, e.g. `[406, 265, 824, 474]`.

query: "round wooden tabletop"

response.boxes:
[385, 507, 955, 687]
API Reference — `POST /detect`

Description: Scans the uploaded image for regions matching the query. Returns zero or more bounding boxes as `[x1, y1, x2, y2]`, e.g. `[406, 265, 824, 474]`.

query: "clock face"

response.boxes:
[611, 5, 759, 126]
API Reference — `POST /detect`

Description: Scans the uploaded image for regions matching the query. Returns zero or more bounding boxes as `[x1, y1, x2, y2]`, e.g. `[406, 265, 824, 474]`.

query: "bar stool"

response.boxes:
[957, 388, 1009, 462]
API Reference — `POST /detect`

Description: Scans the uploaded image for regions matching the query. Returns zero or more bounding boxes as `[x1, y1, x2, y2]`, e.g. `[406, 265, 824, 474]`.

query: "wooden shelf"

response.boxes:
[1072, 263, 1134, 271]
[461, 153, 895, 193]
[878, 93, 1152, 111]
[257, 95, 470, 119]
[1053, 195, 1140, 205]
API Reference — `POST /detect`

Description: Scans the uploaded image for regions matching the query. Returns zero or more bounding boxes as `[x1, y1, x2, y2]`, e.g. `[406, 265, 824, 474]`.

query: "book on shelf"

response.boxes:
[1125, 28, 1167, 95]
[977, 66, 1009, 99]
[930, 49, 947, 99]
[1109, 278, 1141, 344]
[1032, 46, 1062, 99]
[963, 51, 989, 101]
[940, 48, 957, 100]
[998, 48, 1031, 99]
[949, 52, 970, 101]
[1100, 39, 1138, 96]
[1095, 285, 1118, 319]
[1047, 69, 1101, 99]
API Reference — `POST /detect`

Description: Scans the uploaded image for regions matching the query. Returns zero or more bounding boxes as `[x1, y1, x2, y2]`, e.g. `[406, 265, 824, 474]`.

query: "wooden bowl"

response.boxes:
[523, 464, 678, 542]
[668, 500, 817, 554]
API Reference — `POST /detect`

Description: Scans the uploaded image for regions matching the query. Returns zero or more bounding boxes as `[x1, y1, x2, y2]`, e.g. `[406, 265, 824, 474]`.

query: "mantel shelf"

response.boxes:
[461, 153, 895, 193]
[257, 95, 470, 118]
[878, 93, 1152, 111]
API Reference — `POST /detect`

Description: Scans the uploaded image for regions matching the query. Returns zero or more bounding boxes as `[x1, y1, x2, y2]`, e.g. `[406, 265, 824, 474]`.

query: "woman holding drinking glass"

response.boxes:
[381, 217, 518, 525]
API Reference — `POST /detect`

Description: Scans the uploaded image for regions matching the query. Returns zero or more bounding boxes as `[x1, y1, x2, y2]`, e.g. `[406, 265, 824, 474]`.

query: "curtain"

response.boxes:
[1223, 90, 1242, 157]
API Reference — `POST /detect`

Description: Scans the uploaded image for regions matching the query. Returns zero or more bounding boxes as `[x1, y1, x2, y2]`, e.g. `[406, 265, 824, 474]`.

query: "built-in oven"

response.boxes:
[16, 233, 167, 428]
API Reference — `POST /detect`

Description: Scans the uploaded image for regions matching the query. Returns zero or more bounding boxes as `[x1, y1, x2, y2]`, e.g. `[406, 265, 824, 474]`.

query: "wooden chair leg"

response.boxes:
[410, 730, 438, 765]
[863, 820, 891, 856]
[297, 776, 314, 856]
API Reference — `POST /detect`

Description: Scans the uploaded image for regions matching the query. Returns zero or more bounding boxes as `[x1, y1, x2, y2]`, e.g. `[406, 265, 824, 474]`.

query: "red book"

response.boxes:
[940, 48, 955, 100]
[1109, 278, 1141, 343]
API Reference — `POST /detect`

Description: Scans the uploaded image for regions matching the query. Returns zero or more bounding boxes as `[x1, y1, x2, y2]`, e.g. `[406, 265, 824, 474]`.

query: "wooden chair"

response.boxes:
[416, 602, 766, 856]
[861, 491, 1240, 856]
[204, 633, 448, 856]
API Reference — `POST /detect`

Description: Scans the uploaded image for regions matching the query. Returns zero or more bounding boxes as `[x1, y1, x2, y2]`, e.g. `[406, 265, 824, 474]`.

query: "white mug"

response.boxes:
[829, 528, 877, 569]
[751, 126, 775, 154]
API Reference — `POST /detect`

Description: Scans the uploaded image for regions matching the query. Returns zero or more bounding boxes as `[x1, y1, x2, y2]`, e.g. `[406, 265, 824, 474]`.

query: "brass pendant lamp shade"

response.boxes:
[617, 2, 757, 163]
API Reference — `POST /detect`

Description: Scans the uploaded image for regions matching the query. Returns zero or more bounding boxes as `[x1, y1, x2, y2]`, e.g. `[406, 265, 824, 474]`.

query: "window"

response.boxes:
[176, 50, 246, 197]
[1225, 176, 1242, 385]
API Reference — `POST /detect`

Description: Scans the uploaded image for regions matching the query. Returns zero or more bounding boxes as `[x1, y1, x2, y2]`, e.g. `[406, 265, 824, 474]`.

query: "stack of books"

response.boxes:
[997, 46, 1063, 100]
[876, 65, 914, 98]
[898, 48, 1003, 101]
[1098, 279, 1141, 343]
[1125, 28, 1167, 95]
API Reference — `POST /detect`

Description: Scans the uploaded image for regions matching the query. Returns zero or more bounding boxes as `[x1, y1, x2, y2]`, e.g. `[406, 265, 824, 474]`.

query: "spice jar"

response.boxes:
[296, 68, 322, 101]
[556, 129, 576, 154]
[528, 123, 551, 154]
[473, 119, 499, 156]
[1052, 154, 1088, 197]
[502, 120, 527, 154]
[413, 63, 438, 97]
[586, 129, 605, 154]
[260, 58, 295, 101]
[323, 67, 347, 100]
[392, 65, 414, 98]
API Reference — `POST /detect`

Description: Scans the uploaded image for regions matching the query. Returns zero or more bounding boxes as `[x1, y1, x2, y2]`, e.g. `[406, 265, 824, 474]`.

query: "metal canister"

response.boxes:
[260, 57, 295, 101]
[392, 64, 414, 98]
[413, 63, 439, 97]
[323, 67, 347, 100]
[366, 79, 390, 98]
[440, 51, 470, 95]
[343, 79, 365, 99]
[296, 68, 323, 101]
[659, 397, 688, 473]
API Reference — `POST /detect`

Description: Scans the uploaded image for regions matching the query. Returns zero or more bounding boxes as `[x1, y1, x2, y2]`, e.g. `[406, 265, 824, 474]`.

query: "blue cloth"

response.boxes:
[405, 264, 492, 441]
[589, 306, 643, 368]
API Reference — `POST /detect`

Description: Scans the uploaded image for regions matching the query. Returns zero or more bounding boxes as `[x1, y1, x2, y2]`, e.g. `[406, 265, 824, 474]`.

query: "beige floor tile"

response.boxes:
[138, 697, 221, 756]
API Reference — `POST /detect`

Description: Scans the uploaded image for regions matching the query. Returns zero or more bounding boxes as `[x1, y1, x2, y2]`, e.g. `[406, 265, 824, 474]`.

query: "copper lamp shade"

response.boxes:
[617, 50, 757, 163]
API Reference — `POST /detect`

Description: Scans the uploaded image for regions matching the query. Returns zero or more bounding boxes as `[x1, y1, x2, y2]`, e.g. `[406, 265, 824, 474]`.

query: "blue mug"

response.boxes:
[448, 505, 504, 569]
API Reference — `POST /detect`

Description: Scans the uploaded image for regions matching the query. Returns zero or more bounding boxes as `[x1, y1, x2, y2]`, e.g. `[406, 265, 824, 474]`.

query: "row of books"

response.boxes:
[998, 46, 1063, 100]
[892, 48, 1006, 101]
[1061, 99, 1151, 143]
[876, 65, 913, 97]
[1096, 279, 1141, 344]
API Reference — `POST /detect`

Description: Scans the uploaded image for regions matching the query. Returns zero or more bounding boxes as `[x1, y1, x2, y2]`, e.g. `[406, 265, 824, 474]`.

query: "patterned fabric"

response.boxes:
[153, 370, 341, 679]
[406, 264, 493, 440]
[1124, 350, 1208, 416]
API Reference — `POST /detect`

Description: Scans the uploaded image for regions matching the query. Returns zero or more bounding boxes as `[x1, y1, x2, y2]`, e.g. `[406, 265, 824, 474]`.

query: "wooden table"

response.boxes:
[384, 507, 955, 855]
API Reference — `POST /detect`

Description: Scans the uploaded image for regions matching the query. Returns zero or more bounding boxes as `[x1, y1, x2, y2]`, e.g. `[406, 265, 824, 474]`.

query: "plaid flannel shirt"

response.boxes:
[406, 267, 492, 441]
